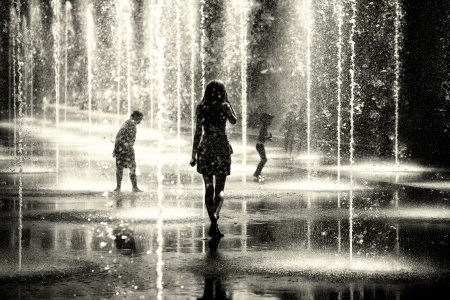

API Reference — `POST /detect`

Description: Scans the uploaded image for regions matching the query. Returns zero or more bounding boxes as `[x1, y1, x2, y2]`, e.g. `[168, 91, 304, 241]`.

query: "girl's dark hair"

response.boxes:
[203, 80, 228, 104]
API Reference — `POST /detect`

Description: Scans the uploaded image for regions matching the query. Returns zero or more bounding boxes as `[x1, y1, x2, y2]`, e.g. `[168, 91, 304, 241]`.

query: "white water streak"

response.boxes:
[14, 0, 24, 271]
[335, 1, 343, 188]
[53, 0, 61, 179]
[305, 0, 313, 157]
[116, 0, 122, 125]
[200, 0, 206, 91]
[176, 0, 182, 185]
[86, 2, 95, 169]
[349, 0, 357, 264]
[155, 1, 165, 298]
[125, 1, 132, 116]
[189, 0, 197, 144]
[240, 0, 249, 170]
[393, 0, 402, 166]
[64, 2, 72, 122]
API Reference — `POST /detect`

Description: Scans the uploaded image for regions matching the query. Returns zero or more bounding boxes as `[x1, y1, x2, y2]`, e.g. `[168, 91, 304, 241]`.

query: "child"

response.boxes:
[253, 113, 275, 181]
[113, 110, 144, 192]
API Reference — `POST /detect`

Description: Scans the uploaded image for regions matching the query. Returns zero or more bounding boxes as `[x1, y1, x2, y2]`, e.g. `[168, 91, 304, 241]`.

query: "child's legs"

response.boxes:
[116, 162, 124, 188]
[129, 160, 139, 188]
[254, 144, 267, 177]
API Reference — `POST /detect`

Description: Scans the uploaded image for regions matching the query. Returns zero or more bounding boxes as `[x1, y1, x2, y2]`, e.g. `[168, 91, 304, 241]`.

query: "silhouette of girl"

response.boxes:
[190, 80, 237, 238]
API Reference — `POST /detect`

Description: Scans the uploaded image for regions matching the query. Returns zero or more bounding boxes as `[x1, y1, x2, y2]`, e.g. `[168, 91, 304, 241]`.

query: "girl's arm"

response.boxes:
[224, 100, 237, 125]
[190, 107, 203, 166]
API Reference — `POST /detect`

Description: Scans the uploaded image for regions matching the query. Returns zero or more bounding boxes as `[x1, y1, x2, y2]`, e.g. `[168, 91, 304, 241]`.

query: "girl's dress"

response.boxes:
[195, 101, 233, 176]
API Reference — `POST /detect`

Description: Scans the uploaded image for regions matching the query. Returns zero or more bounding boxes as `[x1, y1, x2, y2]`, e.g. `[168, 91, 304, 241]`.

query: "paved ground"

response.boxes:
[1, 117, 450, 299]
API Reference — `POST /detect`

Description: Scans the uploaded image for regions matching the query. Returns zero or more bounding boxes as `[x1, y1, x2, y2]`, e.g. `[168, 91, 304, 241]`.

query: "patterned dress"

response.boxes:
[113, 119, 137, 169]
[194, 101, 234, 176]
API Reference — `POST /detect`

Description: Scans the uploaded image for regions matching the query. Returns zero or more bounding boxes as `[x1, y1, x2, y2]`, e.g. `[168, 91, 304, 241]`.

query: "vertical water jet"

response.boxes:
[28, 0, 43, 121]
[115, 0, 122, 125]
[154, 1, 166, 298]
[200, 0, 206, 92]
[335, 0, 344, 193]
[240, 0, 249, 172]
[64, 1, 73, 123]
[8, 8, 12, 153]
[176, 0, 182, 186]
[200, 0, 206, 218]
[189, 0, 197, 147]
[305, 0, 313, 159]
[348, 0, 357, 265]
[393, 0, 402, 166]
[85, 2, 95, 169]
[125, 1, 132, 116]
[13, 0, 24, 271]
[11, 7, 17, 157]
[52, 0, 61, 180]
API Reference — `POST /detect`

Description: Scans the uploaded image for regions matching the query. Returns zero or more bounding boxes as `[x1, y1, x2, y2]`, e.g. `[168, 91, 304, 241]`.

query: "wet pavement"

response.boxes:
[1, 153, 450, 299]
[0, 123, 449, 299]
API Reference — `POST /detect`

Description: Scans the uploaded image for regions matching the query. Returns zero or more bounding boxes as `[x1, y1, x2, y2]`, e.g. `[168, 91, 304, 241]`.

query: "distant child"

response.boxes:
[253, 113, 275, 181]
[113, 110, 144, 192]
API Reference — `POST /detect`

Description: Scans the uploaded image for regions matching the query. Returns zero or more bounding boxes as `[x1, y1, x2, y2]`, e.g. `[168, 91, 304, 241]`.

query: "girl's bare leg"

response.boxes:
[213, 175, 226, 219]
[202, 174, 215, 223]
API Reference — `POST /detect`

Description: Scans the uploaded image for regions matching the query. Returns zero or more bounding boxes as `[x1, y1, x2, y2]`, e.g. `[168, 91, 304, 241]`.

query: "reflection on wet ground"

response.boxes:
[0, 180, 449, 299]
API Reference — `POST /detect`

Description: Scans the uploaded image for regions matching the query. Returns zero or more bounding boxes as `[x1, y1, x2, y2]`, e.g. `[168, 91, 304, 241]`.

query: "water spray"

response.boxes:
[335, 0, 344, 195]
[155, 0, 166, 298]
[305, 0, 313, 159]
[176, 0, 182, 186]
[393, 0, 402, 167]
[240, 0, 249, 173]
[348, 0, 357, 265]
[85, 2, 95, 170]
[52, 0, 61, 181]
[13, 0, 24, 272]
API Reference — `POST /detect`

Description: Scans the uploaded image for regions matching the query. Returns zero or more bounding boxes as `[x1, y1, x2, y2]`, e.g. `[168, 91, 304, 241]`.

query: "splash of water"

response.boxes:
[21, 16, 28, 119]
[335, 0, 344, 191]
[28, 0, 43, 121]
[200, 0, 206, 218]
[85, 2, 95, 169]
[11, 0, 25, 271]
[64, 1, 73, 122]
[348, 0, 357, 264]
[143, 0, 154, 129]
[305, 0, 313, 158]
[8, 8, 13, 151]
[393, 0, 402, 167]
[52, 0, 61, 181]
[240, 0, 249, 172]
[189, 0, 197, 145]
[200, 0, 206, 91]
[115, 0, 122, 125]
[155, 0, 166, 298]
[10, 7, 17, 157]
[176, 0, 182, 186]
[125, 1, 133, 116]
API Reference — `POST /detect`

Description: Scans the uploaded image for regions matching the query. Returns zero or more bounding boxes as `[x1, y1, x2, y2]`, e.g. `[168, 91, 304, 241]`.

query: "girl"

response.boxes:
[190, 80, 237, 238]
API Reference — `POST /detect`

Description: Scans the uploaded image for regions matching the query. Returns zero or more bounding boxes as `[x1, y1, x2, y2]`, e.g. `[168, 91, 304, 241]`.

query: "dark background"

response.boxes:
[0, 0, 449, 167]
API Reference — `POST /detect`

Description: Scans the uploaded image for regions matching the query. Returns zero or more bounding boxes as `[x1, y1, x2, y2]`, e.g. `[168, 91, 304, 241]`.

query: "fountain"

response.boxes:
[85, 2, 94, 170]
[64, 1, 73, 122]
[4, 1, 450, 299]
[52, 0, 61, 179]
[393, 0, 402, 167]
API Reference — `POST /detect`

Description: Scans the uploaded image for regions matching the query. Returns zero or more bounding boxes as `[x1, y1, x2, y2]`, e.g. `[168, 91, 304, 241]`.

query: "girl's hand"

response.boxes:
[190, 157, 196, 167]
